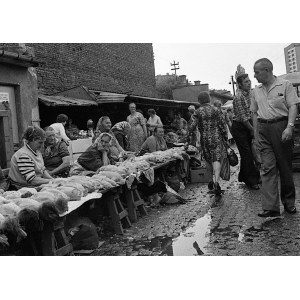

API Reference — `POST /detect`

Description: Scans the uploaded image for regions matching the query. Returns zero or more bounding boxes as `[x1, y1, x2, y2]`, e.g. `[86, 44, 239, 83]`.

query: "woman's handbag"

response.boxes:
[227, 147, 239, 167]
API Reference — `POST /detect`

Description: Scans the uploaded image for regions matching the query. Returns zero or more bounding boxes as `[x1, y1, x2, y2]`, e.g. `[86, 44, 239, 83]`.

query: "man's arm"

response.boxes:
[282, 104, 298, 142]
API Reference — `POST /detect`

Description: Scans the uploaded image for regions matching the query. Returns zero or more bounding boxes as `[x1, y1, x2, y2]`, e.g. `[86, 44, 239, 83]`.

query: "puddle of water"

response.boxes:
[238, 232, 244, 242]
[171, 213, 212, 256]
[128, 212, 212, 256]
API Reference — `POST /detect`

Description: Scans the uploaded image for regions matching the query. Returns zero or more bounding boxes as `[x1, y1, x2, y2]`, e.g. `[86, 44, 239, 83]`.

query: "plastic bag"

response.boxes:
[160, 191, 186, 204]
[161, 185, 186, 204]
[220, 157, 230, 181]
[65, 217, 99, 251]
[166, 175, 180, 192]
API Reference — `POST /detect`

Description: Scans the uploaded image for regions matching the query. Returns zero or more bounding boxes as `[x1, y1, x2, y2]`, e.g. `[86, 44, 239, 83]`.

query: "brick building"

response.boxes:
[26, 43, 157, 97]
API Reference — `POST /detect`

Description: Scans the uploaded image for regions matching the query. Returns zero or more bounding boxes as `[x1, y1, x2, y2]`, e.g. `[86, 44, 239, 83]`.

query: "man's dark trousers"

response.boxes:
[258, 119, 295, 212]
[232, 120, 260, 186]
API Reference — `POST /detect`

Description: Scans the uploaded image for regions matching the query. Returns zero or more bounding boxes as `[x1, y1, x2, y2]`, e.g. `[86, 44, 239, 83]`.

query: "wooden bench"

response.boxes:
[124, 183, 147, 223]
[40, 218, 74, 256]
[104, 187, 131, 235]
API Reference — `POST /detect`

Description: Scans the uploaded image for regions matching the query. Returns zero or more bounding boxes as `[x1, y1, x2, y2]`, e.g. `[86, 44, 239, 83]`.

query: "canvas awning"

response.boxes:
[95, 91, 127, 104]
[38, 94, 98, 107]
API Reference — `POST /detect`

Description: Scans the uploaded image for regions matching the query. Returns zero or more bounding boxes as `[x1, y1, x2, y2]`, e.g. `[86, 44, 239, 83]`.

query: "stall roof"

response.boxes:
[127, 95, 199, 107]
[95, 91, 127, 103]
[38, 94, 98, 107]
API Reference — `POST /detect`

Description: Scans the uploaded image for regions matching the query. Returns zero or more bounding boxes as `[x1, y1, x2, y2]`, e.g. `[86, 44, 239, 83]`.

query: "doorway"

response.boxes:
[0, 86, 19, 144]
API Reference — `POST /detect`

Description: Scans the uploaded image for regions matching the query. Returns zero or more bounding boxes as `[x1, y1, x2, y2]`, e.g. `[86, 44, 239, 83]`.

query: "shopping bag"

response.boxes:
[220, 157, 230, 181]
[227, 147, 238, 167]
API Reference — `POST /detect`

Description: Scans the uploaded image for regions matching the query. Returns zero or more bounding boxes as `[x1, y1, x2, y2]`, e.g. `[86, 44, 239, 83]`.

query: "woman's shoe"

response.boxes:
[284, 205, 297, 214]
[258, 210, 280, 217]
[214, 182, 221, 195]
[208, 181, 214, 190]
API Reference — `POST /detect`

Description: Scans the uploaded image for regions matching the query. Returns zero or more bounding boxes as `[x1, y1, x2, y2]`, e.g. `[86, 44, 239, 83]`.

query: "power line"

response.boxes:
[170, 60, 180, 76]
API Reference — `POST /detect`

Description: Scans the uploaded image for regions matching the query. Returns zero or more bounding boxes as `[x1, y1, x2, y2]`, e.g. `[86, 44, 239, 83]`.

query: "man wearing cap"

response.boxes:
[251, 58, 300, 217]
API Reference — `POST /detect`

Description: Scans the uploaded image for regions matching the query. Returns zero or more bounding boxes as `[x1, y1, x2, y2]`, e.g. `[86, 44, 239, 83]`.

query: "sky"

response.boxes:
[153, 43, 289, 92]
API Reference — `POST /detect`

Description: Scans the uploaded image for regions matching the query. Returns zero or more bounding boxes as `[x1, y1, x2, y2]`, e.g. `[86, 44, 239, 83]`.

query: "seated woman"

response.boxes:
[93, 116, 125, 158]
[72, 132, 113, 174]
[42, 127, 70, 177]
[9, 126, 53, 189]
[139, 126, 167, 156]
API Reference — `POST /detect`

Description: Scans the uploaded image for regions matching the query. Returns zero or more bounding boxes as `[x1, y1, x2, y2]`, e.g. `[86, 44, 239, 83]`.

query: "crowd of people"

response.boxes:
[1, 57, 299, 219]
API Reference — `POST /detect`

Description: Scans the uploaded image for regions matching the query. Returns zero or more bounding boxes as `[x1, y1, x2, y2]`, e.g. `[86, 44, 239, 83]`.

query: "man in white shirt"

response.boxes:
[251, 58, 300, 217]
[50, 114, 71, 145]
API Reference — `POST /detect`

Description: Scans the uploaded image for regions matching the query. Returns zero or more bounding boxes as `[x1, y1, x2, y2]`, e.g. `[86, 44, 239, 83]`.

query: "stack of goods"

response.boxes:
[135, 148, 185, 164]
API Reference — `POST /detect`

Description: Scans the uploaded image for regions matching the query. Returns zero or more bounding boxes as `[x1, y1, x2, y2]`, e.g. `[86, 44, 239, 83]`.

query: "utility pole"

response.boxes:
[170, 60, 180, 76]
[229, 75, 236, 96]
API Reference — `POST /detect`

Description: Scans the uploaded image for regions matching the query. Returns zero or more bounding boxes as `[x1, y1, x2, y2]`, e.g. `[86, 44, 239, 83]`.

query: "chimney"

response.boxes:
[194, 80, 201, 86]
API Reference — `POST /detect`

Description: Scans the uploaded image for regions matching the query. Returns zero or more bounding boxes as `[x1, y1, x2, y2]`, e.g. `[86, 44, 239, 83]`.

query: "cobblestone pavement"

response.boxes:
[92, 160, 300, 256]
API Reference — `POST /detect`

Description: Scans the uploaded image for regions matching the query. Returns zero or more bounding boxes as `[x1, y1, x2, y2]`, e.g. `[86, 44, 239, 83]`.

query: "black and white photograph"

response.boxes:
[1, 1, 300, 299]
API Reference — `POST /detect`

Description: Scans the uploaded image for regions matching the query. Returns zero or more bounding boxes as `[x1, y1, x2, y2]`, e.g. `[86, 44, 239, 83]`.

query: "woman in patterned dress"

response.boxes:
[189, 92, 228, 195]
[213, 100, 233, 140]
[126, 103, 147, 152]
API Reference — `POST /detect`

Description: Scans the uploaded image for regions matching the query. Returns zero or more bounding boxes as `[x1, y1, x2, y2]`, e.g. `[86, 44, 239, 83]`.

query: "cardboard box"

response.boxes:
[190, 166, 210, 183]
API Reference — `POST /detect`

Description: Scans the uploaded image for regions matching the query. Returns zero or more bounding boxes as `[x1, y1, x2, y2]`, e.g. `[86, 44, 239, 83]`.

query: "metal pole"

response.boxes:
[231, 75, 236, 96]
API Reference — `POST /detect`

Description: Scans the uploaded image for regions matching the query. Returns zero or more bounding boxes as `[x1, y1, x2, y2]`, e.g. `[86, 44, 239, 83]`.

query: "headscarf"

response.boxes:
[95, 116, 110, 134]
[111, 121, 131, 136]
[93, 116, 111, 143]
[93, 132, 113, 151]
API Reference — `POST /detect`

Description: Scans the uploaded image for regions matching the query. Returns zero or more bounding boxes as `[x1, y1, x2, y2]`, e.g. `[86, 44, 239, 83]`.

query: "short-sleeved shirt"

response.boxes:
[250, 77, 300, 119]
[147, 115, 163, 132]
[43, 141, 70, 171]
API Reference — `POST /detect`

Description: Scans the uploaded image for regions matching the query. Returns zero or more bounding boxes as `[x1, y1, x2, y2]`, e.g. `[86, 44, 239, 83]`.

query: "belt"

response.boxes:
[257, 116, 288, 124]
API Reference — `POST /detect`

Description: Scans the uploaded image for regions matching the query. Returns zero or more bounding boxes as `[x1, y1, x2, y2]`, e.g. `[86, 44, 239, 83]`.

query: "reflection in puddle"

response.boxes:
[171, 213, 211, 256]
[131, 212, 213, 256]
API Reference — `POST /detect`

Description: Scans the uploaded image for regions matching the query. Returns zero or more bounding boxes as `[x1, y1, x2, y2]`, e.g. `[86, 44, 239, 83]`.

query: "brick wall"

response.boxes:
[26, 43, 157, 97]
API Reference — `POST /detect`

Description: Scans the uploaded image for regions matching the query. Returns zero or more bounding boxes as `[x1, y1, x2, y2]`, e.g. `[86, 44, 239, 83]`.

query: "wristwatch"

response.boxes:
[288, 122, 295, 128]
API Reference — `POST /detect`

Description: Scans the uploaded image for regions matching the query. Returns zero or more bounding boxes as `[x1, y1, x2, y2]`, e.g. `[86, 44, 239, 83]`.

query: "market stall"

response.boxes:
[0, 147, 189, 255]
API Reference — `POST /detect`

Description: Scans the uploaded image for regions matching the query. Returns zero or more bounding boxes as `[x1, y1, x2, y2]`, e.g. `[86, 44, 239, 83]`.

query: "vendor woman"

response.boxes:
[93, 116, 125, 158]
[9, 126, 53, 189]
[139, 126, 167, 155]
[42, 126, 71, 177]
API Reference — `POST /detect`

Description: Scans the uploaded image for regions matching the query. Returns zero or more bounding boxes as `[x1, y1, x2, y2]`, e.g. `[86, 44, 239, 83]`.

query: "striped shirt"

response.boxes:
[9, 144, 46, 186]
